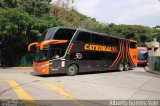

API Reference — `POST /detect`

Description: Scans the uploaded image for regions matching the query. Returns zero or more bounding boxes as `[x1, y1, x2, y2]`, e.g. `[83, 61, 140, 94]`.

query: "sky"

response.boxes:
[52, 0, 160, 27]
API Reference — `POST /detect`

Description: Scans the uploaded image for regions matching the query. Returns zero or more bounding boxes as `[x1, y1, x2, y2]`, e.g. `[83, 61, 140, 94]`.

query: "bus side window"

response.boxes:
[76, 32, 92, 43]
[112, 38, 119, 46]
[54, 29, 76, 40]
[60, 49, 66, 57]
[130, 42, 136, 49]
[104, 36, 112, 46]
[92, 33, 104, 44]
[50, 49, 60, 59]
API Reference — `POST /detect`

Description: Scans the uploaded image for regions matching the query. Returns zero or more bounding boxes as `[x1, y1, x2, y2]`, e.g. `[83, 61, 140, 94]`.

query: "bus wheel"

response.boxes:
[67, 64, 78, 76]
[124, 64, 129, 71]
[118, 63, 124, 72]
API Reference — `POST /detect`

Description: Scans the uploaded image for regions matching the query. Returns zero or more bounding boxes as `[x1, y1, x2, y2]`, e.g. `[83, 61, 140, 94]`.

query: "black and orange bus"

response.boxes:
[28, 27, 137, 76]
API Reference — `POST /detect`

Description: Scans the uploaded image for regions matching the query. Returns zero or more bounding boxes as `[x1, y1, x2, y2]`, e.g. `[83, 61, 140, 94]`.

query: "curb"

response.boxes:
[0, 67, 32, 69]
[13, 67, 32, 69]
[145, 66, 160, 75]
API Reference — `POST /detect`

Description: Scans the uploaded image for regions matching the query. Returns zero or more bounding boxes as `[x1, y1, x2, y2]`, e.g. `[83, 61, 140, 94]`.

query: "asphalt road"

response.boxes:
[0, 67, 160, 106]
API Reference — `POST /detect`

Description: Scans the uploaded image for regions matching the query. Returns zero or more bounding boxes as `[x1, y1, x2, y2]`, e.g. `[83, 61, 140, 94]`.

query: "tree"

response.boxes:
[20, 0, 51, 16]
[0, 0, 59, 66]
[0, 8, 32, 66]
[0, 0, 21, 8]
[50, 0, 76, 26]
[0, 0, 51, 16]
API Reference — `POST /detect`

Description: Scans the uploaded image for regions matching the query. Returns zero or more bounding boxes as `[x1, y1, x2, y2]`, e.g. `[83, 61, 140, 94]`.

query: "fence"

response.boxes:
[1, 51, 33, 67]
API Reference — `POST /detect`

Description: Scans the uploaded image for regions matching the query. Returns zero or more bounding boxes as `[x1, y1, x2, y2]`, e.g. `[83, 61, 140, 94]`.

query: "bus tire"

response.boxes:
[124, 63, 129, 71]
[67, 64, 78, 76]
[118, 63, 124, 72]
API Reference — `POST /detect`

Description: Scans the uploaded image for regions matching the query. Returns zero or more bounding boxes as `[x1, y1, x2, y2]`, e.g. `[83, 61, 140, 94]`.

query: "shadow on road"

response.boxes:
[137, 65, 147, 67]
[31, 70, 127, 78]
[31, 72, 66, 78]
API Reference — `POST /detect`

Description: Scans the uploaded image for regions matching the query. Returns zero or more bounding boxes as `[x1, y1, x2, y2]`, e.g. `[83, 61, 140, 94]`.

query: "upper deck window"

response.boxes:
[54, 28, 76, 40]
[92, 33, 104, 44]
[45, 28, 56, 40]
[76, 31, 92, 43]
[130, 42, 137, 49]
[38, 28, 56, 42]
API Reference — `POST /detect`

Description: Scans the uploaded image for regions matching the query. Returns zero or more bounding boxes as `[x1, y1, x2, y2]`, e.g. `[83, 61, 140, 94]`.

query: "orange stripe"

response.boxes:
[28, 42, 39, 51]
[40, 40, 68, 50]
[128, 41, 132, 64]
[112, 40, 124, 69]
[122, 40, 125, 62]
[128, 41, 135, 66]
[110, 40, 122, 68]
[126, 41, 129, 62]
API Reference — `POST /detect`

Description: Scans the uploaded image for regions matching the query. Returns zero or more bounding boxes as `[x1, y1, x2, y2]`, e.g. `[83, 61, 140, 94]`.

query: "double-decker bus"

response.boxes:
[28, 27, 137, 76]
[137, 47, 148, 66]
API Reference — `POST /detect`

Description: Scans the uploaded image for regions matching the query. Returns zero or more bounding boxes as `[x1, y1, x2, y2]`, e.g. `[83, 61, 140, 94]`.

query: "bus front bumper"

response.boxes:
[33, 61, 50, 75]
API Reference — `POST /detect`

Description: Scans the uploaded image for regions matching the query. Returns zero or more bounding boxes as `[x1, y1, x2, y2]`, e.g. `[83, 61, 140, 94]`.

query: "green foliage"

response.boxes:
[0, 0, 59, 66]
[0, 8, 58, 48]
[0, 0, 21, 8]
[20, 0, 51, 17]
[0, 0, 51, 16]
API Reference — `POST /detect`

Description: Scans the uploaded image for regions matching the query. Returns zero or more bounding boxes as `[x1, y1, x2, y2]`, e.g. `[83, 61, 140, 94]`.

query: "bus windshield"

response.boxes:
[138, 50, 148, 60]
[38, 28, 76, 42]
[33, 42, 69, 62]
[34, 49, 49, 62]
[49, 43, 69, 59]
[38, 28, 57, 42]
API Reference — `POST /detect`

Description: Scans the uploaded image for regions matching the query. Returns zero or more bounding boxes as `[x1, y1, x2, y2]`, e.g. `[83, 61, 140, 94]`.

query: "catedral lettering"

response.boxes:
[28, 27, 137, 76]
[84, 44, 117, 53]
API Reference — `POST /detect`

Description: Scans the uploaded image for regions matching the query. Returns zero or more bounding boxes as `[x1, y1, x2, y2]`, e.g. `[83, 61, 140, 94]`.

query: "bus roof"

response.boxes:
[49, 26, 136, 42]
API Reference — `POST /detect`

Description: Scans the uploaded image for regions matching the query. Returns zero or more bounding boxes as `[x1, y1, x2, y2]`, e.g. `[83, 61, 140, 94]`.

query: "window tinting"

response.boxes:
[138, 50, 148, 60]
[54, 28, 76, 40]
[50, 43, 69, 50]
[34, 50, 49, 62]
[103, 36, 119, 46]
[130, 42, 136, 49]
[45, 28, 56, 40]
[92, 33, 104, 44]
[103, 36, 113, 45]
[50, 48, 66, 59]
[112, 38, 119, 46]
[76, 31, 91, 43]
